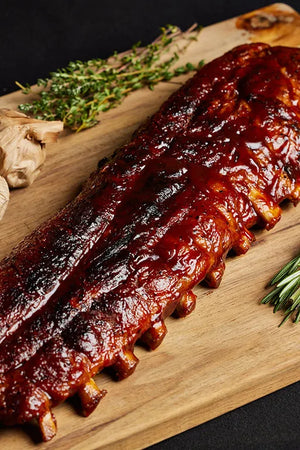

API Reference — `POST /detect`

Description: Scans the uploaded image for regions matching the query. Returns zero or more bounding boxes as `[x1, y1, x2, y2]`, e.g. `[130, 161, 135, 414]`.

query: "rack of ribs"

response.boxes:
[0, 42, 299, 441]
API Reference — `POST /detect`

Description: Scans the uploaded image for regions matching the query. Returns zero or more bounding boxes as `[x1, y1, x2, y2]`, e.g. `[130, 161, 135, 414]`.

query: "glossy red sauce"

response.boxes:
[0, 43, 299, 440]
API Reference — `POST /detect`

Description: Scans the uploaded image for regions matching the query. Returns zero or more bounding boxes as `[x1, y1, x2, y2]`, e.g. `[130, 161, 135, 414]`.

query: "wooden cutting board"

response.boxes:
[0, 3, 299, 449]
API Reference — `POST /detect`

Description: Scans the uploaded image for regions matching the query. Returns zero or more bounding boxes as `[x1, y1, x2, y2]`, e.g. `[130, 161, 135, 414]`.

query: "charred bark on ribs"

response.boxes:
[0, 43, 299, 441]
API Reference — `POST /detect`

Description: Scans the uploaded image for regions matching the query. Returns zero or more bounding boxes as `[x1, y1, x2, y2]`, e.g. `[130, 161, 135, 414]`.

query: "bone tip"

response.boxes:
[174, 291, 197, 318]
[140, 319, 167, 350]
[39, 410, 57, 442]
[114, 349, 139, 380]
[78, 378, 107, 417]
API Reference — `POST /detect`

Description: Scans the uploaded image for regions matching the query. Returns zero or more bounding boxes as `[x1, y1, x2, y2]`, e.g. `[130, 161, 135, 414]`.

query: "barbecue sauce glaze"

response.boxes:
[0, 43, 299, 440]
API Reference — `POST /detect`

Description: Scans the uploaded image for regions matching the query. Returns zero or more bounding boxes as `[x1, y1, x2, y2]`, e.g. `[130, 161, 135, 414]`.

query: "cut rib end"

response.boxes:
[78, 378, 107, 417]
[140, 319, 168, 349]
[39, 409, 57, 442]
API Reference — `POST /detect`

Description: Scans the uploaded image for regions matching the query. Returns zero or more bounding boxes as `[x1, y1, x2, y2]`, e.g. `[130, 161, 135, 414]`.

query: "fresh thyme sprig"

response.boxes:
[16, 24, 203, 132]
[261, 254, 300, 326]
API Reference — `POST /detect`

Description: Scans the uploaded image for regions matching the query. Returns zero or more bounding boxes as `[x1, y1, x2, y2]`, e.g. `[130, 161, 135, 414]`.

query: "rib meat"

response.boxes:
[0, 43, 299, 441]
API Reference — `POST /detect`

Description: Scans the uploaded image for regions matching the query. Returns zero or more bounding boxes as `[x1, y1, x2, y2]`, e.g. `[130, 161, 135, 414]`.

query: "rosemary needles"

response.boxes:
[16, 24, 203, 132]
[261, 254, 300, 326]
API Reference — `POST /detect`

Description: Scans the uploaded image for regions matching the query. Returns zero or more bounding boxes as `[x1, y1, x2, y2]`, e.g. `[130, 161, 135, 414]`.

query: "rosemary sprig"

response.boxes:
[16, 24, 203, 132]
[261, 254, 300, 326]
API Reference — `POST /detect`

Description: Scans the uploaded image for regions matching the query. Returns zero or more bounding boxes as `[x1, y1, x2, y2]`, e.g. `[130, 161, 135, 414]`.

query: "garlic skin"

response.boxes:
[0, 109, 63, 219]
[0, 176, 9, 220]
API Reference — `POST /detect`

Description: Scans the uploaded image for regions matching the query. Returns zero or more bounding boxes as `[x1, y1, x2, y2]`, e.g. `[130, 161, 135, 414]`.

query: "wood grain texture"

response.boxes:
[0, 3, 299, 449]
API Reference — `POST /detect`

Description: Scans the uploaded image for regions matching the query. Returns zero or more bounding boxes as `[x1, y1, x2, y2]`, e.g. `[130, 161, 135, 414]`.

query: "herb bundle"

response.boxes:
[16, 24, 203, 132]
[261, 254, 300, 326]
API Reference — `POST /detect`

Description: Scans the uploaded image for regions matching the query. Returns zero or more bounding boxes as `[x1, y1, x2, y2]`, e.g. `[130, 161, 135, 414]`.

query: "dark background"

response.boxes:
[1, 0, 300, 448]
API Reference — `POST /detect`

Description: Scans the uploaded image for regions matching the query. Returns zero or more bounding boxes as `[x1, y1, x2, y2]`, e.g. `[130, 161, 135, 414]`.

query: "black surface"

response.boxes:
[0, 1, 299, 449]
[149, 382, 300, 450]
